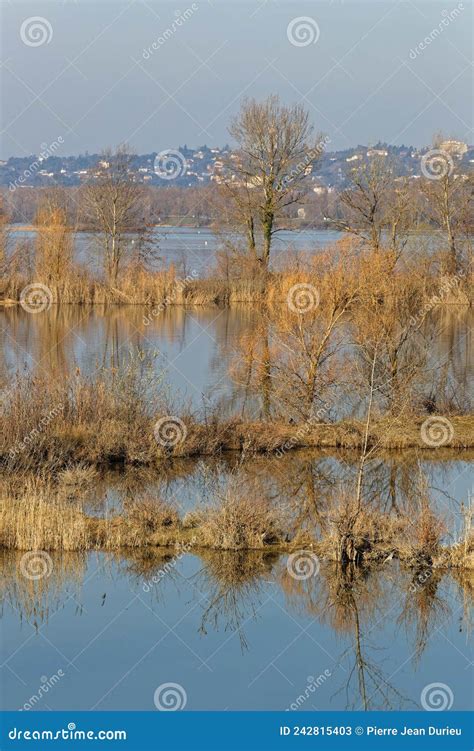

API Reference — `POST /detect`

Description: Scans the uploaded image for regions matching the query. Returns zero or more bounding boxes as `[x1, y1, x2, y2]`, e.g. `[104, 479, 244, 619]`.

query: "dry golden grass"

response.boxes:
[200, 494, 285, 550]
[0, 479, 89, 551]
[98, 497, 181, 549]
[0, 549, 87, 624]
[1, 366, 473, 475]
[2, 239, 471, 307]
[0, 479, 472, 568]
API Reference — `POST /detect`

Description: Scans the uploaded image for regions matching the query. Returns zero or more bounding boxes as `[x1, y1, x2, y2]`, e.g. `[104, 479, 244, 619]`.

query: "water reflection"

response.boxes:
[1, 549, 471, 711]
[1, 305, 472, 415]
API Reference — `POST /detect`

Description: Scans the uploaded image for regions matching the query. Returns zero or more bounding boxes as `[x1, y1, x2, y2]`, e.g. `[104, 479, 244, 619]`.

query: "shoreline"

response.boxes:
[2, 508, 472, 569]
[2, 416, 473, 472]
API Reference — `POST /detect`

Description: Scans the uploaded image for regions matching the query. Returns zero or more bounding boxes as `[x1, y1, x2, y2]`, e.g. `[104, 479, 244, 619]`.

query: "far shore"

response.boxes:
[2, 416, 473, 473]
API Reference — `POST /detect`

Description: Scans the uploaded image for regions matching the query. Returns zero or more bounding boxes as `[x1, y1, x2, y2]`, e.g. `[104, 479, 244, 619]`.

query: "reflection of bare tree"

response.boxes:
[195, 550, 276, 651]
[357, 455, 428, 516]
[117, 549, 185, 606]
[1, 303, 471, 423]
[281, 562, 410, 710]
[398, 569, 450, 664]
[423, 307, 473, 414]
[450, 569, 473, 639]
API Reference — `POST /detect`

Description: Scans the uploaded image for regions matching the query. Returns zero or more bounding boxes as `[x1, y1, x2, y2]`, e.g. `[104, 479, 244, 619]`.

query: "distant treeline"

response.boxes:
[1, 183, 340, 228]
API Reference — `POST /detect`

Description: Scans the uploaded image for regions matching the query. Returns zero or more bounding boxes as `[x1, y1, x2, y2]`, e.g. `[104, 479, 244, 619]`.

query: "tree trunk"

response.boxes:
[262, 210, 273, 268]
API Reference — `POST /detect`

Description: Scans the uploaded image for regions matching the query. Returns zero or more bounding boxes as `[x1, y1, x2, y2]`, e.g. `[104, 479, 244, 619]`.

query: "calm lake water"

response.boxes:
[10, 226, 345, 276]
[1, 304, 472, 427]
[1, 227, 472, 713]
[1, 549, 472, 711]
[0, 451, 472, 712]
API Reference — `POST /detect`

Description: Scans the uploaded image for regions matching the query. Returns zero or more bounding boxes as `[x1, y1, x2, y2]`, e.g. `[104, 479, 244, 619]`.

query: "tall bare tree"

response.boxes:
[225, 96, 325, 268]
[332, 155, 409, 254]
[81, 145, 153, 286]
[420, 151, 472, 275]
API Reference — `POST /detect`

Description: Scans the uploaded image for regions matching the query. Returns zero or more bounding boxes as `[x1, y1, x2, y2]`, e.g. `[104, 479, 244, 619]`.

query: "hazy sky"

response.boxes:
[1, 0, 472, 158]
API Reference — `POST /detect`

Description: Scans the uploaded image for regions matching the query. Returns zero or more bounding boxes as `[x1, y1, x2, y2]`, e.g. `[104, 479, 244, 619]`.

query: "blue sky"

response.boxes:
[1, 0, 472, 158]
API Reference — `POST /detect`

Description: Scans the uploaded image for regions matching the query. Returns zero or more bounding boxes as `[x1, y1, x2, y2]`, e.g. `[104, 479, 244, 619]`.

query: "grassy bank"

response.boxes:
[2, 409, 473, 472]
[2, 366, 473, 473]
[2, 239, 472, 308]
[1, 482, 472, 569]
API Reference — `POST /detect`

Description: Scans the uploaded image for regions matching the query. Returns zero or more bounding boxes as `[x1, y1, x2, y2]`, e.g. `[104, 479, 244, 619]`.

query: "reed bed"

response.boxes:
[1, 477, 472, 569]
[0, 480, 88, 551]
[1, 240, 472, 308]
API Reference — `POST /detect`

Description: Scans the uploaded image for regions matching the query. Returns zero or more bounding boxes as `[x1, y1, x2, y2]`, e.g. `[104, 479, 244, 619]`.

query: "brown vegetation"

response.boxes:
[0, 108, 472, 579]
[1, 354, 473, 475]
[0, 477, 471, 569]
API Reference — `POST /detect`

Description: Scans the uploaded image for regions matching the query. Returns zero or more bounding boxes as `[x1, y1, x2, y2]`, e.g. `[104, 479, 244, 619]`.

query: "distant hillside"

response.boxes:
[1, 142, 472, 192]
